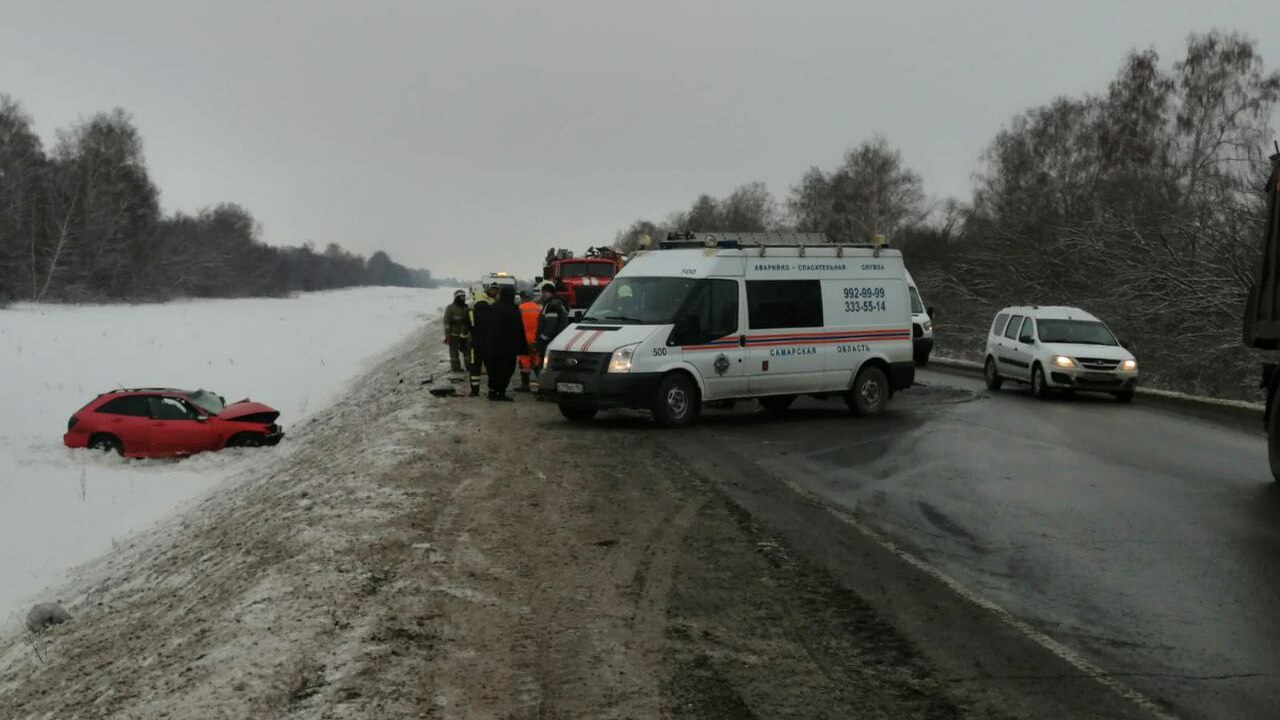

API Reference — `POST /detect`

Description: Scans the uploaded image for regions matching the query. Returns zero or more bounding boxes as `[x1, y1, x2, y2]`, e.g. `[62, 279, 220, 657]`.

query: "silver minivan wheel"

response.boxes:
[1032, 365, 1051, 399]
[985, 357, 1003, 390]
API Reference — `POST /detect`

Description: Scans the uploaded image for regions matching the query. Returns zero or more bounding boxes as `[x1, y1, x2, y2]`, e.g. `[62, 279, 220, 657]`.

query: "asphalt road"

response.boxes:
[664, 368, 1280, 720]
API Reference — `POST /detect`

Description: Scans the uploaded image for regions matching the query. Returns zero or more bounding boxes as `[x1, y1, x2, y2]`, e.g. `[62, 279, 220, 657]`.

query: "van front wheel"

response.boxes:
[652, 374, 699, 428]
[847, 366, 890, 417]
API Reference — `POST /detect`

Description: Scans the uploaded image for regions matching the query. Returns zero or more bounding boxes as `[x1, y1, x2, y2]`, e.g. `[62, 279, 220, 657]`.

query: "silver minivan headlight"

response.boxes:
[1121, 359, 1138, 372]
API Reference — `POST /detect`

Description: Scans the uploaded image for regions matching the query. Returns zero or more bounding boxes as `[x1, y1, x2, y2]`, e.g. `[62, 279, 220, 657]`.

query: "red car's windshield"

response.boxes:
[185, 390, 226, 415]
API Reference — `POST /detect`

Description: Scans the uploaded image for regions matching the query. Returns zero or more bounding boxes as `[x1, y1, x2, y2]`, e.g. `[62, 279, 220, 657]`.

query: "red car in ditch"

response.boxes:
[64, 388, 284, 458]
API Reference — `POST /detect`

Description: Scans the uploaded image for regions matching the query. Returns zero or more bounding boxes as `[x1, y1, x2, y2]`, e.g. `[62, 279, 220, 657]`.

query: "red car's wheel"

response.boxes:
[88, 434, 123, 456]
[226, 433, 266, 448]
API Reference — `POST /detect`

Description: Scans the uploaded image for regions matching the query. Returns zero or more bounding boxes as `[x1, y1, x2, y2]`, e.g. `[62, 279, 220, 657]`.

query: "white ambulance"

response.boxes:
[538, 232, 916, 426]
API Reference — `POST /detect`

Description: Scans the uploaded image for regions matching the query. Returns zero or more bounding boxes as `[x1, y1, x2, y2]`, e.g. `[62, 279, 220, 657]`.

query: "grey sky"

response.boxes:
[2, 0, 1277, 280]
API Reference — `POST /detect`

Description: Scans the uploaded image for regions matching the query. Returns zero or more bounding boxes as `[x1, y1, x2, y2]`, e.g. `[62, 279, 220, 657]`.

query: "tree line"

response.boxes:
[0, 99, 447, 306]
[613, 30, 1280, 399]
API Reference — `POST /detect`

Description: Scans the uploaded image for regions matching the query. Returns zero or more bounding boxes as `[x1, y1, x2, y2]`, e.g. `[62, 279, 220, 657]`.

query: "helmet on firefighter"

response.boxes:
[538, 281, 556, 294]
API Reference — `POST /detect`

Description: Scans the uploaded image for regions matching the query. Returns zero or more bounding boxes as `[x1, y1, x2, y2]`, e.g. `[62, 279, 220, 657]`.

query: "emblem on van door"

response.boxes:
[713, 354, 730, 376]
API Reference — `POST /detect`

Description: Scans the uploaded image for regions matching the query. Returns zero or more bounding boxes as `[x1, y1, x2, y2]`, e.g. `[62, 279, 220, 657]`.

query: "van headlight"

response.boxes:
[608, 344, 639, 374]
[1051, 355, 1077, 369]
[923, 320, 932, 332]
[1121, 359, 1138, 372]
[542, 351, 552, 370]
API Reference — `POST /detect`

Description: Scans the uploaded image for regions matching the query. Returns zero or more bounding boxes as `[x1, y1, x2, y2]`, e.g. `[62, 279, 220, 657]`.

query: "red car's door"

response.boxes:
[147, 396, 218, 456]
[93, 395, 153, 454]
[113, 415, 154, 454]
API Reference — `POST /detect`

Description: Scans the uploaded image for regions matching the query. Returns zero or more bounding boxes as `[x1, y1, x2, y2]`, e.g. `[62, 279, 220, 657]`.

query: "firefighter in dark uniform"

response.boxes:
[443, 289, 471, 372]
[535, 281, 570, 357]
[469, 283, 498, 397]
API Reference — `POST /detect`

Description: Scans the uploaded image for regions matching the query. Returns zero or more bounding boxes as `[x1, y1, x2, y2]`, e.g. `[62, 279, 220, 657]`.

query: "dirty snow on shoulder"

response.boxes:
[0, 286, 454, 627]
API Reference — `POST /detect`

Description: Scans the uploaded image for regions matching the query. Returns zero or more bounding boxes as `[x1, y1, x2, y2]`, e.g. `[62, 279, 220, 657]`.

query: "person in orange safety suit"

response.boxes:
[517, 289, 541, 392]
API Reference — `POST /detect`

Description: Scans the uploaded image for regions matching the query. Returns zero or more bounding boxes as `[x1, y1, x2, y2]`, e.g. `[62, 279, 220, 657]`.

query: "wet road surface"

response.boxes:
[673, 369, 1280, 720]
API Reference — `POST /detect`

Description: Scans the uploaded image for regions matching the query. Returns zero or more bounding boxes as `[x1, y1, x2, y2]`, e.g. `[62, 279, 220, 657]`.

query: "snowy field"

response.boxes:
[0, 286, 454, 626]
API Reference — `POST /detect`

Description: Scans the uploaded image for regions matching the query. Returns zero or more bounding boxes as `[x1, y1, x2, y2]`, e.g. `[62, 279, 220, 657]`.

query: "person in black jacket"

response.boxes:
[535, 281, 570, 356]
[485, 286, 530, 401]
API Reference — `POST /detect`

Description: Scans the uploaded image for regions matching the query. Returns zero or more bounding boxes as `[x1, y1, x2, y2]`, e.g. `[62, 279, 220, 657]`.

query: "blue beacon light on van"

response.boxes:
[659, 232, 741, 249]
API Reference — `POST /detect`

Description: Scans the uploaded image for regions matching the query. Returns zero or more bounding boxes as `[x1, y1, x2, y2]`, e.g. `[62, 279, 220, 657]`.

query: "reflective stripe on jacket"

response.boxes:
[537, 297, 570, 344]
[444, 302, 470, 337]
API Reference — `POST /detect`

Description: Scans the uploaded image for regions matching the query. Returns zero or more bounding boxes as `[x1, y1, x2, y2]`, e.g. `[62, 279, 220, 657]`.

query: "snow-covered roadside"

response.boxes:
[0, 287, 456, 629]
[0, 323, 458, 717]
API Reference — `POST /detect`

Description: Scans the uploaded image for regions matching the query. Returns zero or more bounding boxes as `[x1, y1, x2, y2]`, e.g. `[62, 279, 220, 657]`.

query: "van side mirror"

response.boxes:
[927, 306, 936, 319]
[1020, 334, 1035, 345]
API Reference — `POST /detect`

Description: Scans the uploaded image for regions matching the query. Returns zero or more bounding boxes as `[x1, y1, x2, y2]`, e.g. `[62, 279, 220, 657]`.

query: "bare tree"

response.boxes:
[0, 95, 47, 303]
[40, 110, 160, 300]
[613, 219, 662, 253]
[1172, 31, 1280, 210]
[788, 136, 926, 243]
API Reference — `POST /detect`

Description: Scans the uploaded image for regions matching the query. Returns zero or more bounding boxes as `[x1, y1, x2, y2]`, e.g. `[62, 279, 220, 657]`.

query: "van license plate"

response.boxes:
[557, 382, 585, 394]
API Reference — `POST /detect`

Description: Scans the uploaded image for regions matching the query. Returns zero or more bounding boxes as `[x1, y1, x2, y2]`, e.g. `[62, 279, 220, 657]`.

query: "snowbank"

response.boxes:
[0, 287, 455, 627]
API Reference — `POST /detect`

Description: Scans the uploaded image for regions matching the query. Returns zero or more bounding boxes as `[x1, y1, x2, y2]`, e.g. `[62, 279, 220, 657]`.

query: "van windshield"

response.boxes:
[581, 277, 698, 324]
[1037, 319, 1118, 346]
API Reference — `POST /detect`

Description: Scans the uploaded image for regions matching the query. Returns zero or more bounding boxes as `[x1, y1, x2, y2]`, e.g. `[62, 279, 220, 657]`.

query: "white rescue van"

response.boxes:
[539, 232, 916, 426]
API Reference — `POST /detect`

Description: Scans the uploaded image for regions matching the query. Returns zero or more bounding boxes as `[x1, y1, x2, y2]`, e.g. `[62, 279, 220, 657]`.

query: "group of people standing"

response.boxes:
[443, 281, 570, 401]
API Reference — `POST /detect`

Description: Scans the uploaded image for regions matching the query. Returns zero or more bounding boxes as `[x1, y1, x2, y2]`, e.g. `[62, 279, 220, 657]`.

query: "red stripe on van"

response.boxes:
[748, 328, 907, 340]
[580, 330, 605, 351]
[563, 330, 587, 351]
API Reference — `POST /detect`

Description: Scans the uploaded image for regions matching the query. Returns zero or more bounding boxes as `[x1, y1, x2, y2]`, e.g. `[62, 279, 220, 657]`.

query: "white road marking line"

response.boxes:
[777, 477, 1182, 720]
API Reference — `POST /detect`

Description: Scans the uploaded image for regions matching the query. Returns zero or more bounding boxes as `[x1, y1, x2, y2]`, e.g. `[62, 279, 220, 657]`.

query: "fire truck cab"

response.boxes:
[541, 247, 621, 319]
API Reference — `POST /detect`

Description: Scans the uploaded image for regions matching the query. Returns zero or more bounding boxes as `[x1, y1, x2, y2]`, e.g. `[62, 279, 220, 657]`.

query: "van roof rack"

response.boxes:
[659, 231, 884, 250]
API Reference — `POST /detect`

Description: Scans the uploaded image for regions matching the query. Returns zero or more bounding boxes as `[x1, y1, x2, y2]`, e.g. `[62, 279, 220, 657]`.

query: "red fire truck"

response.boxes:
[540, 247, 623, 319]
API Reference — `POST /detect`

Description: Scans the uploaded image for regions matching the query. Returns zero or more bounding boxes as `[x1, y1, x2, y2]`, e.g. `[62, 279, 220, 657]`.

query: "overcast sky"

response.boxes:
[2, 0, 1277, 280]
